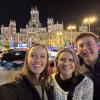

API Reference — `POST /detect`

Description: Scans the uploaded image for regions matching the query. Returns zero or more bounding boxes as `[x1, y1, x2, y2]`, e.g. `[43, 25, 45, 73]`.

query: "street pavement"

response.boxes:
[0, 65, 22, 85]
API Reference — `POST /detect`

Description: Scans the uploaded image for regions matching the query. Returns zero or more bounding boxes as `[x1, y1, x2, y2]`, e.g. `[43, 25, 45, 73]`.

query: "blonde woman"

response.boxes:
[0, 43, 51, 100]
[51, 48, 93, 100]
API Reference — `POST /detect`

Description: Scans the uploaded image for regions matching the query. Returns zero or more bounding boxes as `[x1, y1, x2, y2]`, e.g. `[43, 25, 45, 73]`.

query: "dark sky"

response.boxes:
[0, 0, 100, 34]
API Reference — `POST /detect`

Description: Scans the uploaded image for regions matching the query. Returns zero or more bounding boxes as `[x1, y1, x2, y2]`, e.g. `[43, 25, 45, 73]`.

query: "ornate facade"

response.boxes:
[0, 7, 86, 49]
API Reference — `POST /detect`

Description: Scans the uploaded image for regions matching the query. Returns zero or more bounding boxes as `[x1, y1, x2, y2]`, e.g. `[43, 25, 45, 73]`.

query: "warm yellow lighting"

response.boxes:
[89, 17, 97, 23]
[67, 26, 71, 30]
[83, 16, 97, 24]
[56, 32, 62, 35]
[72, 25, 76, 30]
[83, 18, 88, 24]
[83, 16, 97, 32]
[67, 25, 76, 31]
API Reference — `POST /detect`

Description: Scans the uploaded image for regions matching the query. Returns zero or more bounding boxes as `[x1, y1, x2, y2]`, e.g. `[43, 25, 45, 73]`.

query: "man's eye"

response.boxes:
[87, 43, 95, 47]
[79, 44, 84, 48]
[87, 43, 91, 46]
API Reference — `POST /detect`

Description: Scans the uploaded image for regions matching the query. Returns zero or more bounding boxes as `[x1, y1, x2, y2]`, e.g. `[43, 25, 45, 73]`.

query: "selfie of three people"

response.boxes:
[0, 32, 99, 100]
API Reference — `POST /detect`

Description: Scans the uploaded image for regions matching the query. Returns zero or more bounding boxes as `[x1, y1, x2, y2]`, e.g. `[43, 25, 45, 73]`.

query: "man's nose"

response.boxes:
[83, 45, 90, 52]
[83, 44, 89, 50]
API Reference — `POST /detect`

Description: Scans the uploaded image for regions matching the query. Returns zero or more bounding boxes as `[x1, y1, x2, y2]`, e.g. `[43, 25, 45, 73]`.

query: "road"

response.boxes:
[0, 66, 22, 85]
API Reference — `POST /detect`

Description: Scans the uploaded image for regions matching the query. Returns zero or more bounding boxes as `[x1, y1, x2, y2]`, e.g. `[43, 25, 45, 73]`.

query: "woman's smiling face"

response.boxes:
[57, 51, 75, 80]
[27, 45, 48, 77]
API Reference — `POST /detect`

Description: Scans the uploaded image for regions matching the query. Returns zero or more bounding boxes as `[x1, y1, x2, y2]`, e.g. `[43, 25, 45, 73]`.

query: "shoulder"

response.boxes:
[0, 75, 29, 94]
[74, 75, 93, 95]
[0, 74, 47, 100]
[76, 75, 93, 89]
[82, 76, 93, 84]
[0, 80, 21, 100]
[0, 75, 32, 100]
[0, 77, 23, 90]
[73, 76, 93, 100]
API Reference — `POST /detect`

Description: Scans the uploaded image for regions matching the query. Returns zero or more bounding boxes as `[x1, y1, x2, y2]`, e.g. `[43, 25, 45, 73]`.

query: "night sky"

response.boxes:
[0, 0, 100, 34]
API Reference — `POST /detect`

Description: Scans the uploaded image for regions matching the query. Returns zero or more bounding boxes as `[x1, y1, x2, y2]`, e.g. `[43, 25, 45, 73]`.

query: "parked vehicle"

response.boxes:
[0, 50, 26, 70]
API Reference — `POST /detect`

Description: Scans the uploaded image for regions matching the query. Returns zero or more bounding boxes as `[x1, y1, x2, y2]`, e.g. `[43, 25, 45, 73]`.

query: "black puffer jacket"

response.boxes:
[0, 75, 51, 100]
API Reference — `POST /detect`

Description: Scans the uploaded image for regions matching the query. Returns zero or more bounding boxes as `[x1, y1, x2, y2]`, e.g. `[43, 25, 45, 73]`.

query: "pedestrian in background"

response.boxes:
[50, 48, 93, 100]
[75, 32, 100, 100]
[0, 43, 51, 100]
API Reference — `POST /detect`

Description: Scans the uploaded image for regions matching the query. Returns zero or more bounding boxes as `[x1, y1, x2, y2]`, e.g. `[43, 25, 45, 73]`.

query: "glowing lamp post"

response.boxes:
[67, 25, 76, 45]
[67, 25, 76, 32]
[83, 16, 97, 32]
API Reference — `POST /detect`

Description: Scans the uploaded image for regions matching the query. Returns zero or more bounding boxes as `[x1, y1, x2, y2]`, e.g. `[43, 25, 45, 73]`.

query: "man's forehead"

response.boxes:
[78, 36, 96, 42]
[77, 37, 97, 45]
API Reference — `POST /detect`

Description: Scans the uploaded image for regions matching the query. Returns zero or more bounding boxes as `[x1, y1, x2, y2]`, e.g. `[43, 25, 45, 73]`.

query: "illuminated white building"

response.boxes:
[0, 7, 84, 49]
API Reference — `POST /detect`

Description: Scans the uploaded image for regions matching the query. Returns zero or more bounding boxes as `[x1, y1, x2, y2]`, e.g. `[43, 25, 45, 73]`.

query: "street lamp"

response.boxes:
[67, 25, 76, 32]
[56, 31, 62, 36]
[83, 16, 97, 32]
[67, 25, 76, 45]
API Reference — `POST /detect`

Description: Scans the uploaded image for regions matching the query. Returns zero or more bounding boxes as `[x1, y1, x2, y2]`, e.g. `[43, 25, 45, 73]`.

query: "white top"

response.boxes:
[51, 74, 93, 100]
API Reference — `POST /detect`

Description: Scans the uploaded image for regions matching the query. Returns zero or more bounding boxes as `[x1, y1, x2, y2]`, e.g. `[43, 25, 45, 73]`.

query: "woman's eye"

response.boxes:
[69, 59, 74, 62]
[31, 54, 35, 57]
[41, 55, 45, 58]
[60, 58, 74, 62]
[60, 58, 66, 61]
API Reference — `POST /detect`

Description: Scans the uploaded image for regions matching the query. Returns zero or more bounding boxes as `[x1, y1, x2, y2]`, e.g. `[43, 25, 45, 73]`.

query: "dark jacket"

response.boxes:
[78, 54, 100, 100]
[0, 75, 52, 100]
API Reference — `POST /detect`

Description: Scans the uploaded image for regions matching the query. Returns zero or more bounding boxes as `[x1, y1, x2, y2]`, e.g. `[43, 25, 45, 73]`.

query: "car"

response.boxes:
[0, 50, 26, 70]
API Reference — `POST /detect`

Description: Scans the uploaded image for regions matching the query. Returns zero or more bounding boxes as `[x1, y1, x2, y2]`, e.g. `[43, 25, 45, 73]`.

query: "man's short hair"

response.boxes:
[75, 32, 99, 43]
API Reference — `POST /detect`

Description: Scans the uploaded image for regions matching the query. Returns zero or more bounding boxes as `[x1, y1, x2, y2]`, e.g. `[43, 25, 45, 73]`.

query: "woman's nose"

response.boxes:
[35, 56, 41, 60]
[64, 60, 70, 65]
